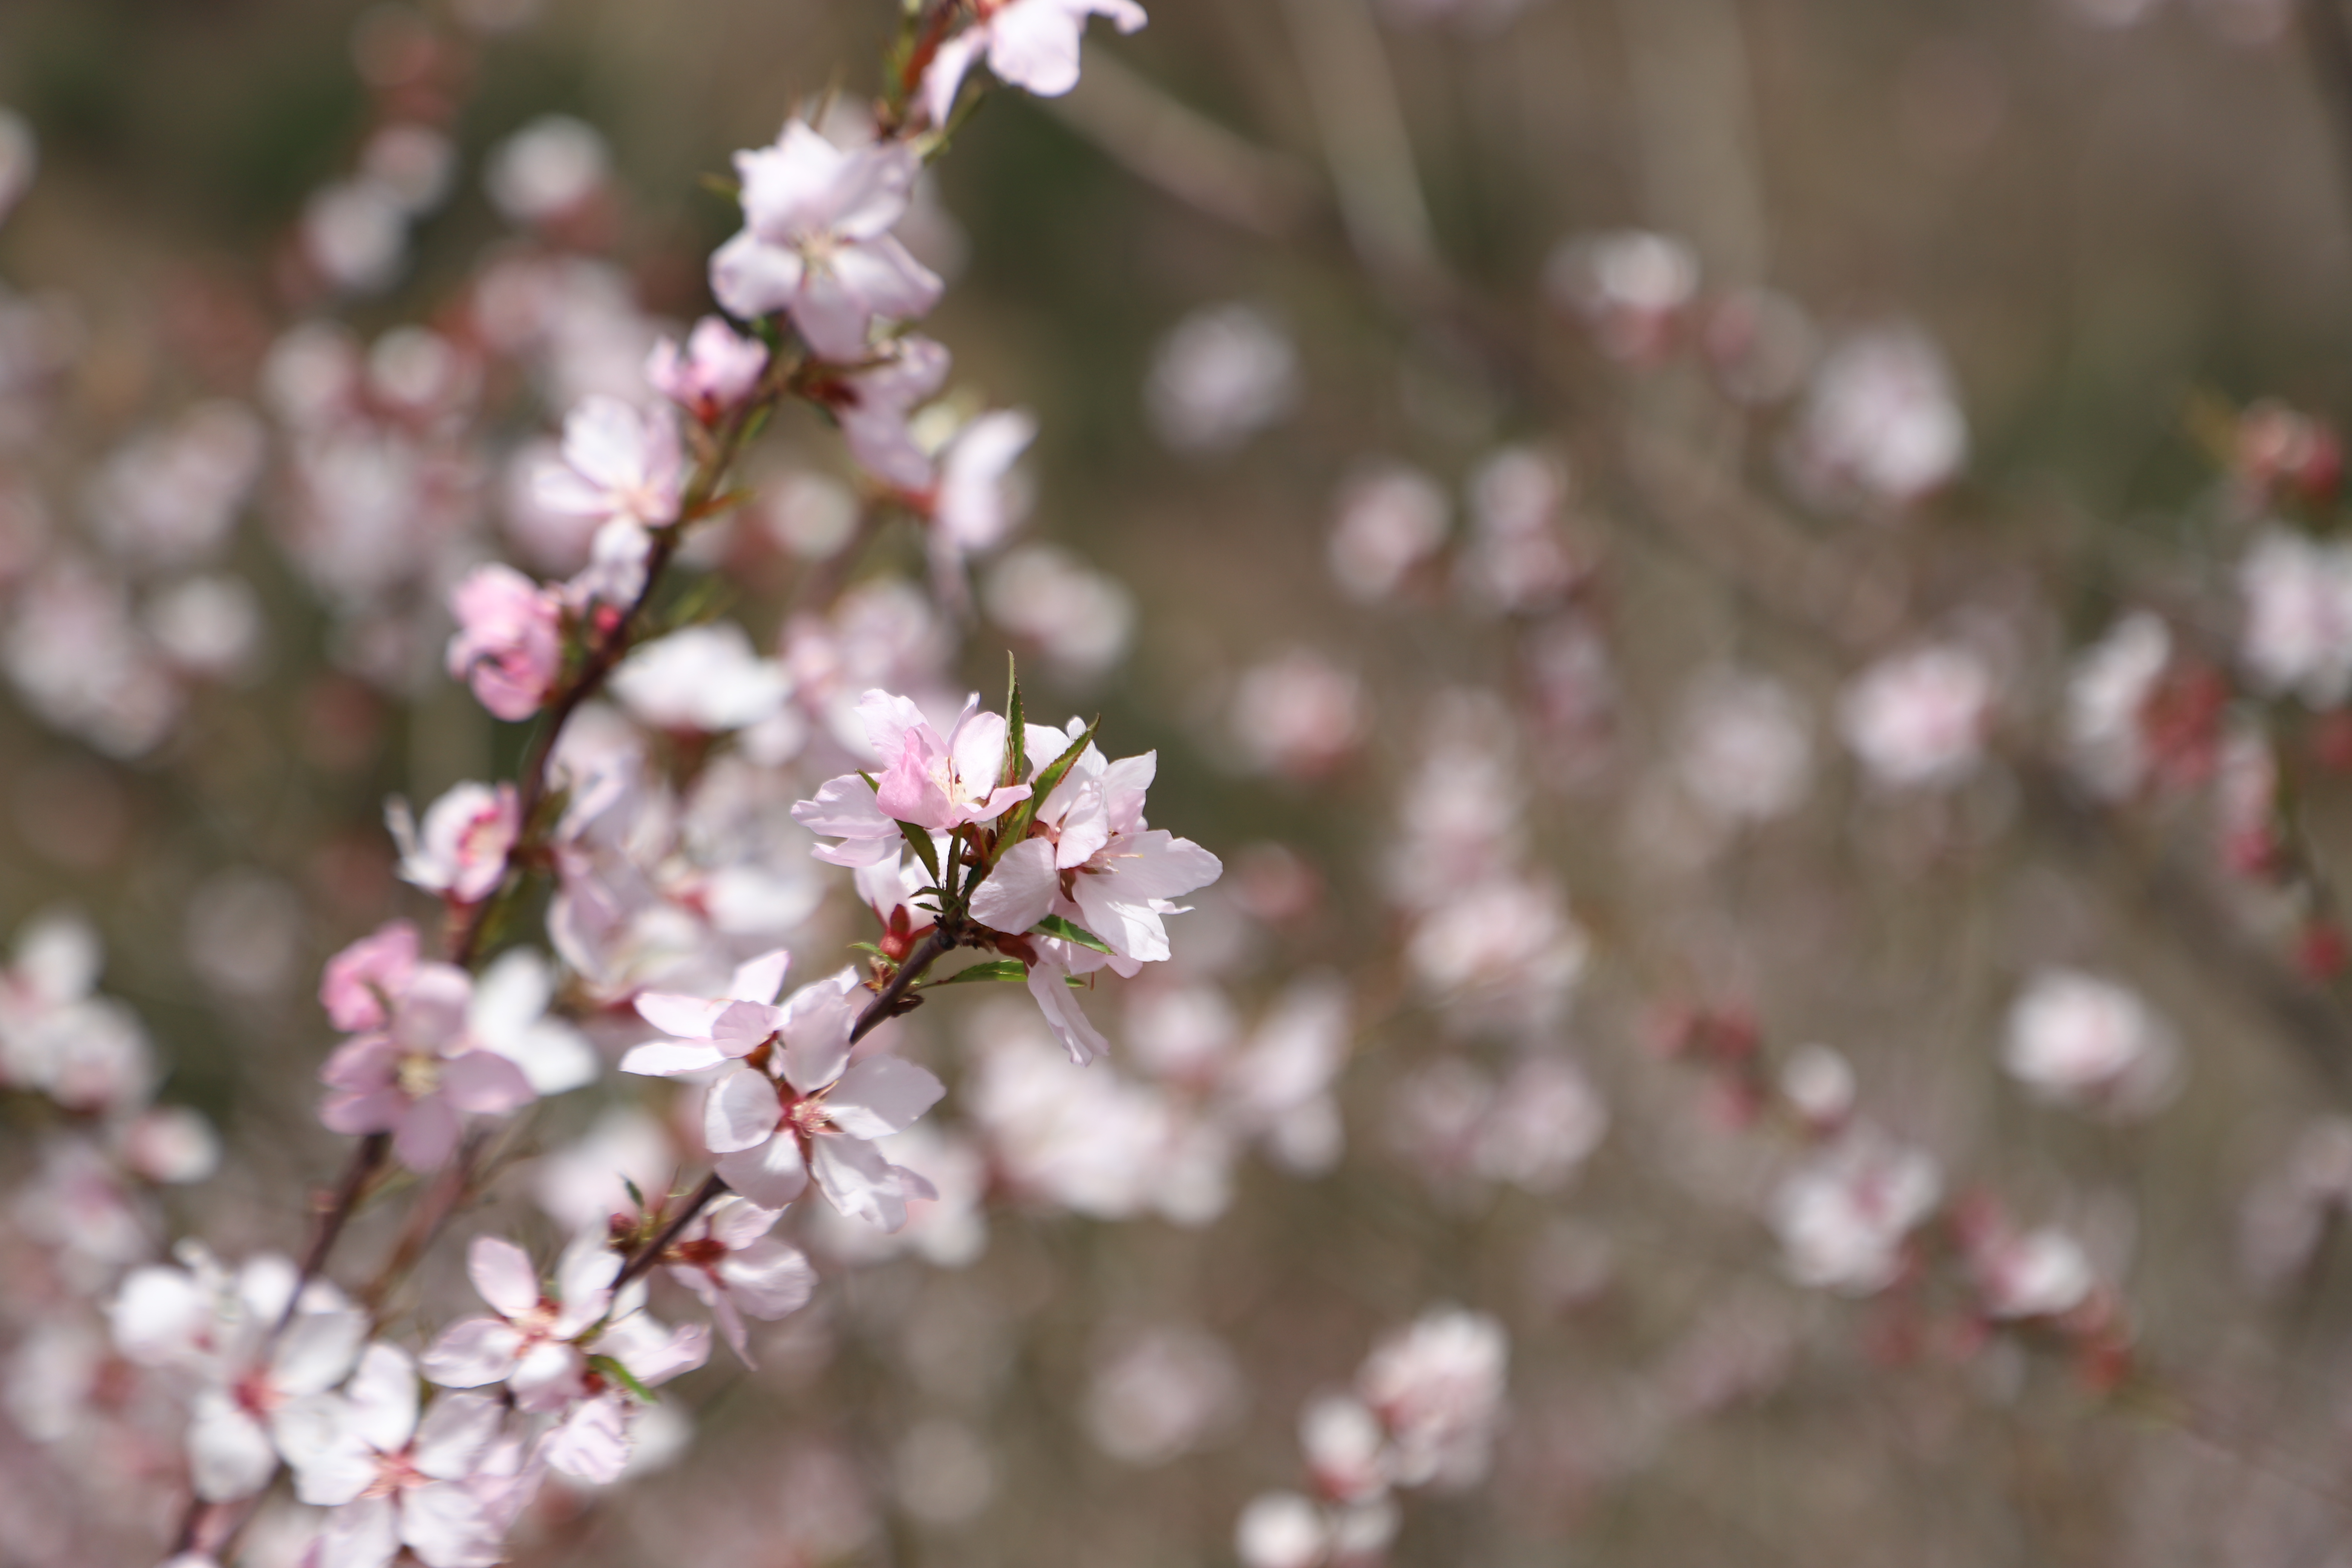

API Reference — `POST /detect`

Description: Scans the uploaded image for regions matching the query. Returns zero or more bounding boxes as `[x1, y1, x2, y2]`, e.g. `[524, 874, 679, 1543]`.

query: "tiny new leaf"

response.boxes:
[926, 959, 1029, 987]
[999, 652, 1026, 793]
[588, 1354, 657, 1404]
[1032, 913, 1115, 955]
[993, 716, 1098, 863]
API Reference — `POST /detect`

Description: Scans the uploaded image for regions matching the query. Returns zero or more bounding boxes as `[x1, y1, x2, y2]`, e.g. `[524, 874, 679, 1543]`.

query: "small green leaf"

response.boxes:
[847, 942, 888, 959]
[925, 959, 1030, 987]
[588, 1354, 657, 1404]
[897, 820, 943, 884]
[621, 1177, 645, 1211]
[1000, 652, 1026, 793]
[699, 172, 743, 202]
[994, 718, 1098, 862]
[1033, 913, 1115, 955]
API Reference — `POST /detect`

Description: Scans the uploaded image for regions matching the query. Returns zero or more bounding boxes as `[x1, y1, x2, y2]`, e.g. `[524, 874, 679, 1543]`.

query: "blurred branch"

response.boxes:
[1275, 0, 1442, 285]
[1044, 51, 1325, 239]
[2301, 0, 2352, 233]
[1612, 0, 1772, 282]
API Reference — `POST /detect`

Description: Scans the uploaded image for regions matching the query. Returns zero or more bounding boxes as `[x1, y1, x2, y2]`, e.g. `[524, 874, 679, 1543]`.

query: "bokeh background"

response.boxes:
[8, 0, 2352, 1564]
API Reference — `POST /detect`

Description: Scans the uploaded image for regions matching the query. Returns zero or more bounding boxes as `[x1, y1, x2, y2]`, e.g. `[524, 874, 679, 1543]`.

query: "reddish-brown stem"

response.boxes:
[609, 924, 962, 1291]
[276, 1130, 391, 1333]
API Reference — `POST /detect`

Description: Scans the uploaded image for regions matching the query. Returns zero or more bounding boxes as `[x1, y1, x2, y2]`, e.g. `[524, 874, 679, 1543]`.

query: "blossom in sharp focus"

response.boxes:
[317, 961, 537, 1170]
[646, 316, 769, 424]
[2001, 968, 2181, 1119]
[420, 1234, 619, 1410]
[794, 689, 1030, 853]
[388, 781, 519, 905]
[662, 1195, 818, 1365]
[533, 395, 685, 538]
[709, 122, 942, 362]
[621, 960, 946, 1227]
[284, 1343, 508, 1568]
[920, 0, 1150, 126]
[968, 725, 1223, 967]
[1838, 642, 1995, 790]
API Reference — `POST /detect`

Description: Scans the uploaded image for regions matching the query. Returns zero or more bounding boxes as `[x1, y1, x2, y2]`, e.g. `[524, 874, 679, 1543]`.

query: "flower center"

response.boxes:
[396, 1050, 443, 1099]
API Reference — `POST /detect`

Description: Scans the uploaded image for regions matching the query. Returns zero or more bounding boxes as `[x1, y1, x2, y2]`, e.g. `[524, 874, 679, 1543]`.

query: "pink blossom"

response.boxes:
[539, 1312, 711, 1484]
[317, 962, 537, 1170]
[662, 1195, 818, 1365]
[793, 690, 1030, 859]
[646, 316, 769, 423]
[319, 920, 421, 1033]
[420, 1234, 618, 1410]
[2001, 968, 2180, 1119]
[445, 564, 564, 722]
[283, 1343, 507, 1568]
[1837, 642, 1995, 790]
[1356, 1308, 1510, 1489]
[1769, 1126, 1942, 1295]
[833, 334, 950, 490]
[709, 122, 942, 362]
[968, 726, 1222, 965]
[624, 964, 944, 1227]
[533, 395, 684, 534]
[920, 0, 1150, 127]
[932, 409, 1037, 555]
[389, 782, 519, 905]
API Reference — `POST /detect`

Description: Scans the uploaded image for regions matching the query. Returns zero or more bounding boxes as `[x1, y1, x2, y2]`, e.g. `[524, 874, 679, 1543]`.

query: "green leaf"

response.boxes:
[1033, 913, 1115, 955]
[588, 1354, 657, 1404]
[621, 1178, 645, 1211]
[994, 718, 1098, 862]
[999, 652, 1026, 793]
[925, 959, 1030, 987]
[847, 942, 888, 958]
[897, 819, 943, 884]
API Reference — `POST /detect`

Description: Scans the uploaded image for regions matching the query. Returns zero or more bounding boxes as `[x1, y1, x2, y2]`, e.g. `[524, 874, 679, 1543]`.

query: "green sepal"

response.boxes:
[924, 959, 1029, 988]
[999, 653, 1026, 793]
[993, 717, 1098, 862]
[1033, 913, 1115, 955]
[588, 1354, 657, 1404]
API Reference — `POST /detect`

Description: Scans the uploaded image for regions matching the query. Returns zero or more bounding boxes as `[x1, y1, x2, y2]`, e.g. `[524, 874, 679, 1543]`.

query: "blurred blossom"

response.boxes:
[1674, 669, 1813, 825]
[1237, 1492, 1329, 1568]
[1780, 1044, 1857, 1133]
[1838, 642, 1995, 790]
[302, 178, 410, 295]
[2239, 1117, 2352, 1289]
[85, 401, 267, 570]
[1545, 230, 1700, 364]
[1965, 1222, 2096, 1321]
[1145, 303, 1300, 454]
[4, 559, 181, 758]
[919, 0, 1149, 124]
[118, 1106, 222, 1187]
[361, 123, 457, 216]
[1230, 651, 1366, 778]
[369, 326, 477, 418]
[185, 868, 303, 1000]
[2239, 527, 2352, 706]
[0, 288, 78, 451]
[2064, 612, 2170, 799]
[1086, 1325, 1246, 1465]
[648, 317, 769, 425]
[389, 781, 520, 905]
[1329, 462, 1449, 603]
[531, 1109, 677, 1234]
[982, 544, 1136, 678]
[610, 623, 791, 734]
[485, 115, 609, 226]
[1358, 1308, 1510, 1490]
[2001, 969, 2181, 1119]
[261, 320, 364, 432]
[1769, 1126, 1942, 1294]
[895, 1417, 997, 1526]
[763, 470, 861, 559]
[1459, 446, 1578, 614]
[1470, 1057, 1609, 1193]
[1701, 286, 1818, 404]
[1784, 325, 1968, 510]
[146, 574, 265, 680]
[0, 107, 34, 226]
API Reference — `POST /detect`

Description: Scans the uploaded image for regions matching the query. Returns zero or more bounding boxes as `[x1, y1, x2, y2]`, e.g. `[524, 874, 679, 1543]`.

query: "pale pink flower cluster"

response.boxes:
[315, 923, 539, 1170]
[1387, 1053, 1608, 1196]
[2001, 968, 2181, 1119]
[1768, 1126, 1942, 1295]
[2063, 612, 2172, 800]
[1784, 324, 1968, 510]
[1838, 642, 1996, 790]
[1236, 1309, 1509, 1568]
[2239, 526, 2352, 707]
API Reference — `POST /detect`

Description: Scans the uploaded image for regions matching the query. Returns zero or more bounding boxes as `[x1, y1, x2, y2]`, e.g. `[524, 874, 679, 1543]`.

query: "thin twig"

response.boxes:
[2301, 0, 2352, 234]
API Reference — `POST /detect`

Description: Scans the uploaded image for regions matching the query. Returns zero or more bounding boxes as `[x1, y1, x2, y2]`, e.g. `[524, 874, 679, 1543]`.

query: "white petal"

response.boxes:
[420, 1317, 525, 1389]
[633, 991, 731, 1040]
[346, 1342, 420, 1454]
[704, 1066, 782, 1154]
[715, 1133, 808, 1209]
[412, 1389, 503, 1480]
[619, 1038, 729, 1077]
[811, 1135, 908, 1232]
[968, 836, 1058, 933]
[824, 1055, 945, 1139]
[188, 1395, 277, 1502]
[466, 1235, 540, 1320]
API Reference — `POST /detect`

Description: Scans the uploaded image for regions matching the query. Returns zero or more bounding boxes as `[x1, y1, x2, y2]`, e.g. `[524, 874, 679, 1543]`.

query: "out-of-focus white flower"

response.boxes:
[1785, 324, 1968, 509]
[933, 408, 1037, 557]
[983, 545, 1136, 678]
[1779, 1043, 1856, 1133]
[1545, 229, 1699, 364]
[86, 401, 266, 568]
[1459, 446, 1578, 614]
[1838, 642, 1995, 789]
[2239, 527, 2352, 707]
[611, 622, 790, 733]
[2001, 968, 2180, 1119]
[468, 947, 597, 1096]
[119, 1104, 222, 1185]
[360, 122, 456, 214]
[763, 470, 861, 560]
[534, 395, 684, 537]
[1146, 303, 1299, 454]
[1236, 1491, 1329, 1568]
[389, 781, 519, 905]
[2065, 612, 2171, 799]
[1329, 463, 1449, 603]
[531, 1108, 674, 1234]
[1968, 1223, 2096, 1321]
[1085, 1325, 1244, 1466]
[1230, 651, 1366, 778]
[1675, 668, 1813, 824]
[1357, 1308, 1510, 1490]
[1468, 1057, 1608, 1193]
[485, 115, 608, 225]
[302, 179, 410, 295]
[710, 122, 942, 362]
[147, 574, 265, 679]
[3, 559, 181, 757]
[1769, 1126, 1942, 1295]
[921, 0, 1149, 124]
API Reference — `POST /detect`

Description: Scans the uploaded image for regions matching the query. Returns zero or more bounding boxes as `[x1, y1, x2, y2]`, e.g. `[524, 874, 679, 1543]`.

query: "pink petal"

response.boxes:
[968, 836, 1058, 933]
[466, 1236, 541, 1320]
[634, 991, 732, 1040]
[704, 1066, 782, 1155]
[811, 1135, 909, 1231]
[439, 1050, 536, 1116]
[618, 1039, 728, 1077]
[729, 948, 793, 1004]
[715, 1133, 808, 1209]
[394, 1095, 462, 1171]
[824, 1055, 945, 1139]
[420, 1317, 525, 1390]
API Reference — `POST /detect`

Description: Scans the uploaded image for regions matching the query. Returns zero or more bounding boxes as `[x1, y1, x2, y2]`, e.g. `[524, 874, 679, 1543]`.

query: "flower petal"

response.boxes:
[824, 1055, 945, 1139]
[704, 1066, 782, 1155]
